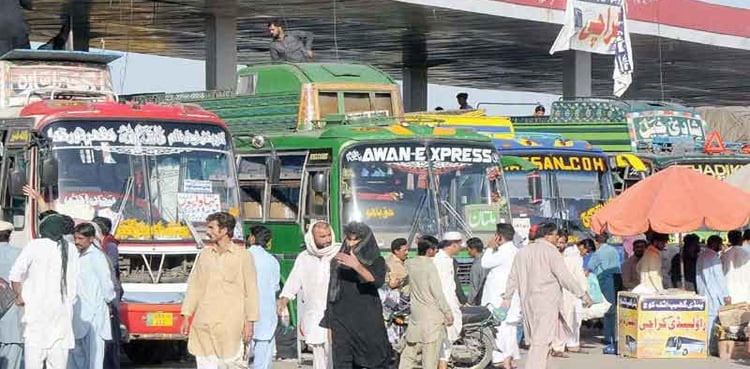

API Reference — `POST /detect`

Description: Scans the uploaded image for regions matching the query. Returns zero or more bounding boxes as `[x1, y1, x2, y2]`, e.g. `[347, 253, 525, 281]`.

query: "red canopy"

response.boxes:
[591, 166, 750, 236]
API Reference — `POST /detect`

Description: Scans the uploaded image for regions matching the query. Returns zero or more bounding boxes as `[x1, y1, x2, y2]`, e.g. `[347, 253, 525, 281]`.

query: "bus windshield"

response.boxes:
[40, 120, 240, 241]
[504, 153, 613, 236]
[340, 141, 511, 246]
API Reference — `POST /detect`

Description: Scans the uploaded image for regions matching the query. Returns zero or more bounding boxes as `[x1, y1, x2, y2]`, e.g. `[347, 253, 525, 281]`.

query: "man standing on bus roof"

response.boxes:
[456, 93, 473, 110]
[0, 221, 23, 369]
[69, 223, 116, 369]
[181, 212, 259, 369]
[268, 19, 314, 62]
[278, 221, 338, 369]
[247, 225, 280, 369]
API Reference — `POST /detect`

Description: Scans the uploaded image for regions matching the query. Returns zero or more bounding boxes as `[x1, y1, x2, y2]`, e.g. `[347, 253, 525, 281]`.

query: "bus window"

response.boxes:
[343, 92, 372, 113]
[372, 93, 393, 115]
[237, 156, 267, 219]
[319, 92, 339, 118]
[304, 169, 329, 225]
[268, 155, 305, 221]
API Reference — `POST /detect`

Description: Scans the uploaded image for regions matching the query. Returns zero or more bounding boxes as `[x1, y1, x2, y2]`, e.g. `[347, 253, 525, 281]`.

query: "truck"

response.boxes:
[509, 99, 750, 192]
[0, 50, 243, 363]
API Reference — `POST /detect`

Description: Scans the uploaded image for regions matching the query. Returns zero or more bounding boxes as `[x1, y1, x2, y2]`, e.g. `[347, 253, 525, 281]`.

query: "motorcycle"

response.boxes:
[385, 296, 499, 369]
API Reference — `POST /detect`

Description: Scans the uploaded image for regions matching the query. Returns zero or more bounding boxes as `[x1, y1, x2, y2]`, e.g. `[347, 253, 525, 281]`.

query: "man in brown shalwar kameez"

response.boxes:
[180, 212, 259, 369]
[502, 223, 592, 369]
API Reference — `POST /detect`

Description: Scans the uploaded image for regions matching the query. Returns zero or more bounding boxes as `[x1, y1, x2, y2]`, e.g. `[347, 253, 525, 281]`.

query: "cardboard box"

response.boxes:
[618, 291, 708, 359]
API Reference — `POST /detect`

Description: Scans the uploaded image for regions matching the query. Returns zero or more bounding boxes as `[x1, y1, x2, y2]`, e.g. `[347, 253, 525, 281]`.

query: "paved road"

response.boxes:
[124, 330, 750, 369]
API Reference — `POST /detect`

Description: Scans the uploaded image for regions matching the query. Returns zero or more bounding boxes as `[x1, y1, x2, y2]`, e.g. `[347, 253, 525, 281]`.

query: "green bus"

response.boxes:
[511, 98, 750, 192]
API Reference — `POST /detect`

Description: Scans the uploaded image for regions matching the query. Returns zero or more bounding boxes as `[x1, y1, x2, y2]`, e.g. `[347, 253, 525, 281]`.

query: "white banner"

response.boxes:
[550, 0, 633, 97]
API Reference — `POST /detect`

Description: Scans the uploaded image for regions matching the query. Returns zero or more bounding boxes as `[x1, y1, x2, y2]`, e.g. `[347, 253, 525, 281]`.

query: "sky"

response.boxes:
[700, 0, 749, 8]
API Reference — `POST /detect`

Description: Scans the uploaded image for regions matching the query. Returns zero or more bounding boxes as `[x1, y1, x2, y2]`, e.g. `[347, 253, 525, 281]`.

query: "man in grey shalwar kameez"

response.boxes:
[0, 221, 23, 369]
[502, 223, 592, 369]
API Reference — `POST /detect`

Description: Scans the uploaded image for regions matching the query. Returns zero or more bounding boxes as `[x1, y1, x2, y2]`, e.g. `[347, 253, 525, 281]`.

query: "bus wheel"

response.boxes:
[682, 348, 688, 356]
[124, 341, 163, 364]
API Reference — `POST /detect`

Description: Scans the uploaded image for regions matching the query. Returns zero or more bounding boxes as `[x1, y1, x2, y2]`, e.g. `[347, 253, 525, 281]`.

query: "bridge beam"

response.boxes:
[205, 13, 237, 91]
[402, 31, 428, 112]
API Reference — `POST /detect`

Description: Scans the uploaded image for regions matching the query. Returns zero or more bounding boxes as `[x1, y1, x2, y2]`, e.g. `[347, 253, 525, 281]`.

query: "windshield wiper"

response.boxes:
[110, 176, 134, 237]
[440, 199, 473, 237]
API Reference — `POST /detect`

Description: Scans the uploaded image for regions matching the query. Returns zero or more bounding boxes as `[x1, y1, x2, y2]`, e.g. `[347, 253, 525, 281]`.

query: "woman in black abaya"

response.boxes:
[321, 222, 390, 369]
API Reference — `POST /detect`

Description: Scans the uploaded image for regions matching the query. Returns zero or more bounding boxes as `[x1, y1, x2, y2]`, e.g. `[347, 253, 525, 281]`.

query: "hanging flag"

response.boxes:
[550, 0, 634, 97]
[612, 1, 634, 97]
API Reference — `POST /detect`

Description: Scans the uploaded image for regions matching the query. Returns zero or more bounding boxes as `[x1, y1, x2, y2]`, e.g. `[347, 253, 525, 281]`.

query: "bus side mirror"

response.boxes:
[8, 165, 26, 197]
[42, 156, 59, 188]
[527, 171, 542, 204]
[266, 156, 281, 185]
[312, 172, 327, 194]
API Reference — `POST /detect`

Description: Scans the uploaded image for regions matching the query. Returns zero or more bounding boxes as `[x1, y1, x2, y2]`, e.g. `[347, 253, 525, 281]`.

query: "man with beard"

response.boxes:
[248, 226, 280, 369]
[180, 212, 259, 369]
[268, 19, 314, 62]
[321, 222, 389, 369]
[502, 223, 593, 369]
[278, 221, 339, 369]
[621, 240, 646, 290]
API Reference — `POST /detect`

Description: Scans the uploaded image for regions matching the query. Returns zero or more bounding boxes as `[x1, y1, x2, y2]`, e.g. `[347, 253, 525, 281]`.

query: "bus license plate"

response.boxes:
[147, 312, 173, 327]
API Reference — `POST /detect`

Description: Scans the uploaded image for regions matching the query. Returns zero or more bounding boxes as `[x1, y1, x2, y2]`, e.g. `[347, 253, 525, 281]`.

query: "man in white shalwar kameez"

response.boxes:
[10, 214, 79, 369]
[721, 230, 750, 304]
[553, 235, 588, 353]
[502, 223, 592, 369]
[69, 223, 115, 369]
[277, 221, 338, 369]
[434, 232, 463, 369]
[481, 224, 520, 369]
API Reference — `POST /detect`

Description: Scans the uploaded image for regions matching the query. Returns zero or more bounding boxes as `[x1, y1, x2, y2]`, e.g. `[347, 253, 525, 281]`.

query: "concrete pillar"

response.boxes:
[562, 50, 592, 99]
[403, 67, 428, 112]
[205, 14, 237, 91]
[402, 31, 428, 112]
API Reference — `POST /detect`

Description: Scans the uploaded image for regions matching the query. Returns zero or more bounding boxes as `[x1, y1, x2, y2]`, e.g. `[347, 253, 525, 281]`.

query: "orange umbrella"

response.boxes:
[591, 166, 750, 236]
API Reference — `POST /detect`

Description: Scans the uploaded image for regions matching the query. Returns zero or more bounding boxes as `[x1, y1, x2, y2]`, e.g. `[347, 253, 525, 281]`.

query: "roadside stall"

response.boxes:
[591, 166, 750, 359]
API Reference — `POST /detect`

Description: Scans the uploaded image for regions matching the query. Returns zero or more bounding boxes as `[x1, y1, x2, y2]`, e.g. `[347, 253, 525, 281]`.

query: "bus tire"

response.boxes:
[682, 348, 688, 356]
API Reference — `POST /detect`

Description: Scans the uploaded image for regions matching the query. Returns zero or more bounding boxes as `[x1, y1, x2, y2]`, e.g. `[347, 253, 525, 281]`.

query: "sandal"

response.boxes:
[550, 350, 570, 358]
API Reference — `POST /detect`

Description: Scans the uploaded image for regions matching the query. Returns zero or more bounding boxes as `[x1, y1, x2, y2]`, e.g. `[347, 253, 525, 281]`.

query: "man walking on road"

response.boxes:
[434, 232, 464, 369]
[69, 223, 116, 369]
[586, 233, 621, 346]
[482, 224, 520, 369]
[0, 221, 22, 369]
[248, 226, 280, 369]
[399, 236, 454, 369]
[181, 212, 259, 369]
[502, 223, 592, 369]
[10, 213, 79, 369]
[278, 221, 338, 369]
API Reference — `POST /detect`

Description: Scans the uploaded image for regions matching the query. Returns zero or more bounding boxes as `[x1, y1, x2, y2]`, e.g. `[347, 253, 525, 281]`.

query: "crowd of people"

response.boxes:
[0, 211, 122, 369]
[2, 208, 746, 369]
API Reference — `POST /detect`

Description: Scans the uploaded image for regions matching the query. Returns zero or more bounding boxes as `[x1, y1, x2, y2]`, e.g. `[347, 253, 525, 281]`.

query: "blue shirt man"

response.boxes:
[248, 226, 280, 369]
[587, 234, 621, 346]
[0, 221, 22, 369]
[70, 223, 116, 369]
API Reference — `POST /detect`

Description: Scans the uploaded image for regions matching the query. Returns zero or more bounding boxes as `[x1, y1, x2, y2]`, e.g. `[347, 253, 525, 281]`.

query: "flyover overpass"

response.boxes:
[22, 0, 750, 109]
